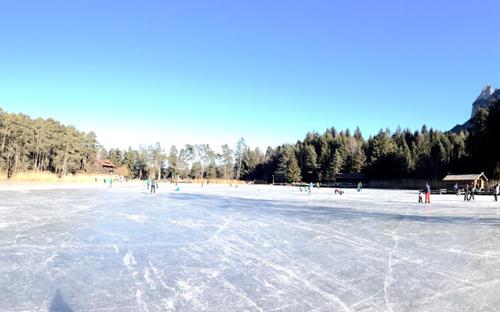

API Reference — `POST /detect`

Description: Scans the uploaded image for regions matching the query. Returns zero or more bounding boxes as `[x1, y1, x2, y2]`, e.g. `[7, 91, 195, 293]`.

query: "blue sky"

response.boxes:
[0, 0, 499, 150]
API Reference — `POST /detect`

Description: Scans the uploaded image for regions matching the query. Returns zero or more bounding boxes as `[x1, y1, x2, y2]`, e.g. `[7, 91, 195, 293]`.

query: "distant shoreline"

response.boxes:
[0, 181, 143, 192]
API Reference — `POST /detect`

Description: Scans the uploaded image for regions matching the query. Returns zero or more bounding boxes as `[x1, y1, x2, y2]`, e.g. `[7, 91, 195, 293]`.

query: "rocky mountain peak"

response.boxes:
[476, 85, 494, 101]
[471, 85, 498, 118]
[450, 85, 499, 133]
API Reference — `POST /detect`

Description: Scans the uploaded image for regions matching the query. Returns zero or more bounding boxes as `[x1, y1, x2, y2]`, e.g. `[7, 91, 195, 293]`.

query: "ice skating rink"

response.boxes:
[1, 184, 499, 311]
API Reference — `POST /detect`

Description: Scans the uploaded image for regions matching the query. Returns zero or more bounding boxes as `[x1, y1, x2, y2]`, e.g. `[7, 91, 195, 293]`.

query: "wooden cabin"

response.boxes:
[95, 159, 116, 174]
[443, 173, 488, 190]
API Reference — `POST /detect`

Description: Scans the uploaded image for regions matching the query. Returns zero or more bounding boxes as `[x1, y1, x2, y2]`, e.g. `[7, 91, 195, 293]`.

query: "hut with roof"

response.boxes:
[443, 173, 488, 190]
[94, 159, 117, 174]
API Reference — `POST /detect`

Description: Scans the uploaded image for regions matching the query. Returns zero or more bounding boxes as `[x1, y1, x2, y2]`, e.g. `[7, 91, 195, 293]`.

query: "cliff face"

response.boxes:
[471, 85, 500, 118]
[450, 85, 499, 133]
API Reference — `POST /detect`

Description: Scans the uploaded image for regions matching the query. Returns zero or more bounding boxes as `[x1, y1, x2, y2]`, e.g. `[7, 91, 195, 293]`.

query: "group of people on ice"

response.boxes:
[458, 182, 499, 202]
[418, 182, 431, 204]
[418, 182, 500, 203]
[299, 181, 363, 196]
[298, 183, 314, 195]
[462, 183, 479, 201]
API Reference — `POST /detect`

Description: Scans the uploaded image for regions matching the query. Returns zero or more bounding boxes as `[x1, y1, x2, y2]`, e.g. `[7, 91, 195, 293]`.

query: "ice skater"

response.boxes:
[469, 184, 476, 201]
[150, 179, 156, 194]
[424, 182, 430, 204]
[494, 184, 499, 202]
[146, 178, 151, 191]
[357, 181, 363, 192]
[308, 182, 313, 195]
[418, 190, 423, 203]
[109, 177, 113, 188]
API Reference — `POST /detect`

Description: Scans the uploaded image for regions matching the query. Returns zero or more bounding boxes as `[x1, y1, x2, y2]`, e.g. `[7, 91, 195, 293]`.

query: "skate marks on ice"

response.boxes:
[0, 186, 500, 311]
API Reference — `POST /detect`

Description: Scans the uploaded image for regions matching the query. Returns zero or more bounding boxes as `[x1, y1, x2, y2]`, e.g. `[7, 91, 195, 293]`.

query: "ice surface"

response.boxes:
[1, 184, 500, 311]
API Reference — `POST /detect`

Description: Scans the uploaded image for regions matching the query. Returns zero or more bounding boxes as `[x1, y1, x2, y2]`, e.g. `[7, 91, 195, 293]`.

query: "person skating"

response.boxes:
[494, 184, 499, 202]
[150, 178, 156, 194]
[464, 184, 469, 201]
[424, 182, 431, 204]
[469, 184, 475, 201]
[418, 190, 423, 203]
[357, 182, 363, 192]
[146, 178, 150, 191]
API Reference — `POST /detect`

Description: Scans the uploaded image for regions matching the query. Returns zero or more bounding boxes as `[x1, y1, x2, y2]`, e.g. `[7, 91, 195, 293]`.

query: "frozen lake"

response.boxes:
[1, 184, 500, 311]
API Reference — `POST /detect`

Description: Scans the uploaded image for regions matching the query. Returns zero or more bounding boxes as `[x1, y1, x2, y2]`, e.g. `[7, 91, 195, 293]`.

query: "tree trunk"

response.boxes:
[34, 152, 39, 172]
[62, 146, 68, 175]
[14, 150, 19, 176]
[6, 156, 12, 178]
[236, 156, 242, 180]
[1, 128, 8, 154]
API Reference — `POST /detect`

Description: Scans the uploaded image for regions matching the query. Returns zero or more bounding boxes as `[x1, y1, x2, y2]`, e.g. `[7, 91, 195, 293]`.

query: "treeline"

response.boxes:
[0, 108, 99, 177]
[253, 127, 468, 183]
[106, 143, 238, 181]
[1, 100, 499, 182]
[110, 99, 499, 183]
[108, 125, 467, 183]
[253, 100, 498, 183]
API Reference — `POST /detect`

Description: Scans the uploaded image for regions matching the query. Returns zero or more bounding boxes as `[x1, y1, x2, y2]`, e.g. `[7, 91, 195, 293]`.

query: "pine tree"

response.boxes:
[302, 144, 318, 182]
[326, 149, 343, 181]
[221, 144, 233, 180]
[178, 147, 190, 179]
[234, 138, 246, 180]
[168, 145, 179, 180]
[241, 147, 258, 180]
[274, 146, 301, 183]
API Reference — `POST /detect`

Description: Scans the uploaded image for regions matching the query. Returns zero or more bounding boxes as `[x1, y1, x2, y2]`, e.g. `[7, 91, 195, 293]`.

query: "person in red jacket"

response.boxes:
[424, 182, 431, 204]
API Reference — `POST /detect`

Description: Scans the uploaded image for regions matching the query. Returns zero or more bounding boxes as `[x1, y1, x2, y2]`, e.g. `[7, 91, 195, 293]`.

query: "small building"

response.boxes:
[443, 173, 488, 190]
[95, 159, 116, 174]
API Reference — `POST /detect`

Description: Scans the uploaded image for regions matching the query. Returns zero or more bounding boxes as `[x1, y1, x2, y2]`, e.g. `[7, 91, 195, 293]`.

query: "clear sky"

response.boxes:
[0, 0, 499, 151]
